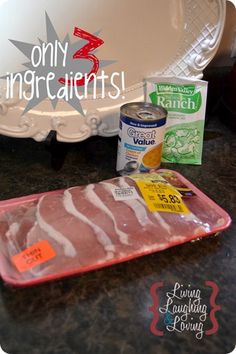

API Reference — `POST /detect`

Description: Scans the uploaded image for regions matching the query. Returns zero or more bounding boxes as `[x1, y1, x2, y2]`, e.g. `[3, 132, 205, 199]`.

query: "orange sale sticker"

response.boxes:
[11, 240, 56, 273]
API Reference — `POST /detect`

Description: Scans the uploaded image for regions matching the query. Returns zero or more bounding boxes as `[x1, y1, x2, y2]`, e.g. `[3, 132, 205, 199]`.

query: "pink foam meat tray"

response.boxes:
[0, 170, 231, 287]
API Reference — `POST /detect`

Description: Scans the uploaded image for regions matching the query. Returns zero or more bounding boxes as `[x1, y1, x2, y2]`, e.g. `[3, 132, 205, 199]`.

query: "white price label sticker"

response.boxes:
[111, 187, 139, 201]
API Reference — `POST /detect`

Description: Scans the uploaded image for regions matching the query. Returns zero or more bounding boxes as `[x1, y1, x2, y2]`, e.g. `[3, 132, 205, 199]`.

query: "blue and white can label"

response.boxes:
[116, 102, 167, 175]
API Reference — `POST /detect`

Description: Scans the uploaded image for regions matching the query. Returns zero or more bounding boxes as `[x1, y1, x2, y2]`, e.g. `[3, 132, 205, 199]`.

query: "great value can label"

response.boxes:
[116, 102, 167, 175]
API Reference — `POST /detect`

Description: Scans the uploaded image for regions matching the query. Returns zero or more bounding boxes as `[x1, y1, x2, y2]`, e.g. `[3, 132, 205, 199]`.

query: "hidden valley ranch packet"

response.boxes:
[146, 76, 208, 165]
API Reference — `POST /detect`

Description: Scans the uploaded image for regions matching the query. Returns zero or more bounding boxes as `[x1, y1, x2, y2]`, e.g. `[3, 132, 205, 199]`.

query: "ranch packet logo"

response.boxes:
[1, 12, 125, 116]
[149, 83, 202, 114]
[149, 281, 221, 340]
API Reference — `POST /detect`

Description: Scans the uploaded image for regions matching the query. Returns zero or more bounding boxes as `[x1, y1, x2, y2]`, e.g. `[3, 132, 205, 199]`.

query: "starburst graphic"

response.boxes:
[3, 12, 115, 115]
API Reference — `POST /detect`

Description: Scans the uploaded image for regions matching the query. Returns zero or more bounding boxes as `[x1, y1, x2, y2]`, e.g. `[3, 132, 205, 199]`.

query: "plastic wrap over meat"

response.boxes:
[0, 170, 231, 287]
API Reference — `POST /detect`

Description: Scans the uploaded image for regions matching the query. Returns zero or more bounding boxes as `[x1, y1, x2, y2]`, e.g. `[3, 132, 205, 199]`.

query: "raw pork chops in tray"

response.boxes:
[0, 170, 231, 287]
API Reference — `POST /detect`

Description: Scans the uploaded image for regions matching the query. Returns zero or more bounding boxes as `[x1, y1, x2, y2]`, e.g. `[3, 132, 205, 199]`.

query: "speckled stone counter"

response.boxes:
[0, 116, 235, 354]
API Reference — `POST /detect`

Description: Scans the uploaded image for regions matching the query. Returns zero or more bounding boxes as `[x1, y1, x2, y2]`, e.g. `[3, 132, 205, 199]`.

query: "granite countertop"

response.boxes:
[0, 116, 235, 354]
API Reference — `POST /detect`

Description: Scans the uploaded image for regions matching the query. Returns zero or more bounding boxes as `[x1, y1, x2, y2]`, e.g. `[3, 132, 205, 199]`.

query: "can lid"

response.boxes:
[121, 102, 167, 121]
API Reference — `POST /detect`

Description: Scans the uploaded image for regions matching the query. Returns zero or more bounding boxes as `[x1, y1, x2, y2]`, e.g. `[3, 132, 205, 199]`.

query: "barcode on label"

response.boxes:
[112, 187, 139, 201]
[153, 203, 185, 212]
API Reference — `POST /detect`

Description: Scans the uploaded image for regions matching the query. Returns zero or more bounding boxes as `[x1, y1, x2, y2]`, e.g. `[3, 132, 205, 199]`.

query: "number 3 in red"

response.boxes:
[58, 27, 104, 87]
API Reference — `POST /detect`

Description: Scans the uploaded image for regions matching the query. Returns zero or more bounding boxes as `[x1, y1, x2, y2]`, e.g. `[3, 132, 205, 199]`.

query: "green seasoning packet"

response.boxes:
[146, 76, 208, 165]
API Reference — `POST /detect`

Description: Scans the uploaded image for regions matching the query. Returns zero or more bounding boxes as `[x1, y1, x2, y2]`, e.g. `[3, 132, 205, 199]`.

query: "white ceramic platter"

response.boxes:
[0, 0, 225, 142]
